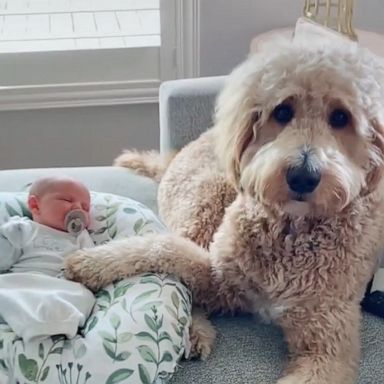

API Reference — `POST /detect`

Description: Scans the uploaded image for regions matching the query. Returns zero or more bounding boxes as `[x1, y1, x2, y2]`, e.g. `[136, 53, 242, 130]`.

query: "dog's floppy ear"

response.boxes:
[364, 119, 384, 194]
[213, 74, 264, 189]
[212, 51, 269, 190]
[228, 111, 261, 188]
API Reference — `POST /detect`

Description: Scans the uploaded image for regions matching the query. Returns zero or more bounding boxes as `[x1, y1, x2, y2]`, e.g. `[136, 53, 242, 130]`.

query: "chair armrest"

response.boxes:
[159, 76, 225, 153]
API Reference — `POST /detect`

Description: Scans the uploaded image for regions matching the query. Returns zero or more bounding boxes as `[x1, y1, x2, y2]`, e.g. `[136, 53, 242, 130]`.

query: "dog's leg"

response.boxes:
[64, 233, 219, 310]
[188, 308, 217, 360]
[277, 303, 360, 384]
[113, 149, 175, 182]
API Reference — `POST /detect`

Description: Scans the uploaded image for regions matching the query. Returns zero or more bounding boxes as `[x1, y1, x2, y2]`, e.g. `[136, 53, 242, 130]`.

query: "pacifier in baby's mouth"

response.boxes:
[64, 210, 87, 235]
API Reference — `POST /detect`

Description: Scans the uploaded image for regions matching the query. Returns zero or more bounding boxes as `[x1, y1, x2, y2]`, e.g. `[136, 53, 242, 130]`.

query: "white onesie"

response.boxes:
[0, 216, 96, 342]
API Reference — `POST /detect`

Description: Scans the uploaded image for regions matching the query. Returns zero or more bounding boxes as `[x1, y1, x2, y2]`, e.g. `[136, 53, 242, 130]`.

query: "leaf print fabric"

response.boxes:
[0, 192, 191, 384]
[0, 275, 191, 384]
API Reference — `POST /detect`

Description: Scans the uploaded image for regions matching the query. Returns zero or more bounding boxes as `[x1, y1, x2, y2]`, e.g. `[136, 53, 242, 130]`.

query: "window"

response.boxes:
[0, 0, 161, 52]
[0, 0, 200, 110]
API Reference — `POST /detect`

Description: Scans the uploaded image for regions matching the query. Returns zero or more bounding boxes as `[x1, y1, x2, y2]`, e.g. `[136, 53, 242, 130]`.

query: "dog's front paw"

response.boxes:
[63, 249, 106, 292]
[189, 327, 215, 360]
[188, 311, 216, 360]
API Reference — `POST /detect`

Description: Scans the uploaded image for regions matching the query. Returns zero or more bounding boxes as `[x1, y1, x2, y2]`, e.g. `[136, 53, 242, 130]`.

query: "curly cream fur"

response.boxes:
[65, 38, 384, 383]
[114, 150, 176, 182]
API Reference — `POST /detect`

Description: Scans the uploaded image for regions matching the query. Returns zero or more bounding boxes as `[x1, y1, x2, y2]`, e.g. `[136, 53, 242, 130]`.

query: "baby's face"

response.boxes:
[31, 181, 91, 232]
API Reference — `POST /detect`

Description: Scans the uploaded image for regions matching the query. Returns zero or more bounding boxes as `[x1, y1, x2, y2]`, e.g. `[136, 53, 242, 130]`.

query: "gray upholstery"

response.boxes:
[173, 314, 384, 384]
[159, 76, 225, 153]
[0, 76, 382, 383]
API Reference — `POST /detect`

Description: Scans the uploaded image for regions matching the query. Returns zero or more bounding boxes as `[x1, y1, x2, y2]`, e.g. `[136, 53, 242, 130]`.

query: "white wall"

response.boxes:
[0, 104, 159, 169]
[199, 0, 384, 76]
[1, 0, 383, 169]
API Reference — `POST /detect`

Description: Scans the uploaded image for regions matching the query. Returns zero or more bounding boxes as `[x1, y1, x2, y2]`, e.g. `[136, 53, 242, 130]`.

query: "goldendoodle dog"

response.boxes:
[65, 38, 384, 384]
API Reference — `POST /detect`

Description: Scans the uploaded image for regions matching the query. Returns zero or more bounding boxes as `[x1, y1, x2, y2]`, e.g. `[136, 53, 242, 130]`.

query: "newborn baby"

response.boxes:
[0, 176, 96, 341]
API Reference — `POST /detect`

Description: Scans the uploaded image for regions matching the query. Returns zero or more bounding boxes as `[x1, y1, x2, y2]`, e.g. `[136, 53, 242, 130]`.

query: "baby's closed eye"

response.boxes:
[60, 198, 73, 203]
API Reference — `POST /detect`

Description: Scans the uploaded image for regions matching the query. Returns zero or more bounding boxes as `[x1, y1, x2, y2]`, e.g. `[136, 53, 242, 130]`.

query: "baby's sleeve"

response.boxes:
[0, 217, 30, 272]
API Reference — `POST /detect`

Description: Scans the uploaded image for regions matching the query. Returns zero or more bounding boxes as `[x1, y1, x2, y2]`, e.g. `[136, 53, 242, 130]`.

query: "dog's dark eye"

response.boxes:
[272, 104, 294, 125]
[329, 109, 350, 129]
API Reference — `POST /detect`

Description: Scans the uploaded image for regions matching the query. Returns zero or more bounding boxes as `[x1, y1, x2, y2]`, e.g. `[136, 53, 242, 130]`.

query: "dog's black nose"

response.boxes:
[286, 165, 321, 194]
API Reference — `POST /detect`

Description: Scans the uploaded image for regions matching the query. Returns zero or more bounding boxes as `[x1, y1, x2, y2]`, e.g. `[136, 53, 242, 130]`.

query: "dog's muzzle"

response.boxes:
[286, 164, 321, 197]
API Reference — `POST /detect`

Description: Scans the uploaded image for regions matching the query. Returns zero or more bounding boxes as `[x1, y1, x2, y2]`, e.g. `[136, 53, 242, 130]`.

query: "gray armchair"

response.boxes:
[159, 76, 225, 153]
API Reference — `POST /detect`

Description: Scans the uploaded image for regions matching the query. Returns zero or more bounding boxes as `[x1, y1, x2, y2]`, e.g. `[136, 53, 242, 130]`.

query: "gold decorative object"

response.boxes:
[303, 0, 357, 40]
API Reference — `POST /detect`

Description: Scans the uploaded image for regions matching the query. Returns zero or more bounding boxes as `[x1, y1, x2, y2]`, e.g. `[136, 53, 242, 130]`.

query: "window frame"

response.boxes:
[0, 0, 200, 111]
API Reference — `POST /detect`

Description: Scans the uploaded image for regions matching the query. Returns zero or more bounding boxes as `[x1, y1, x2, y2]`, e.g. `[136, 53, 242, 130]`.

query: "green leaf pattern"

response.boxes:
[1, 275, 191, 384]
[87, 193, 167, 243]
[0, 192, 188, 384]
